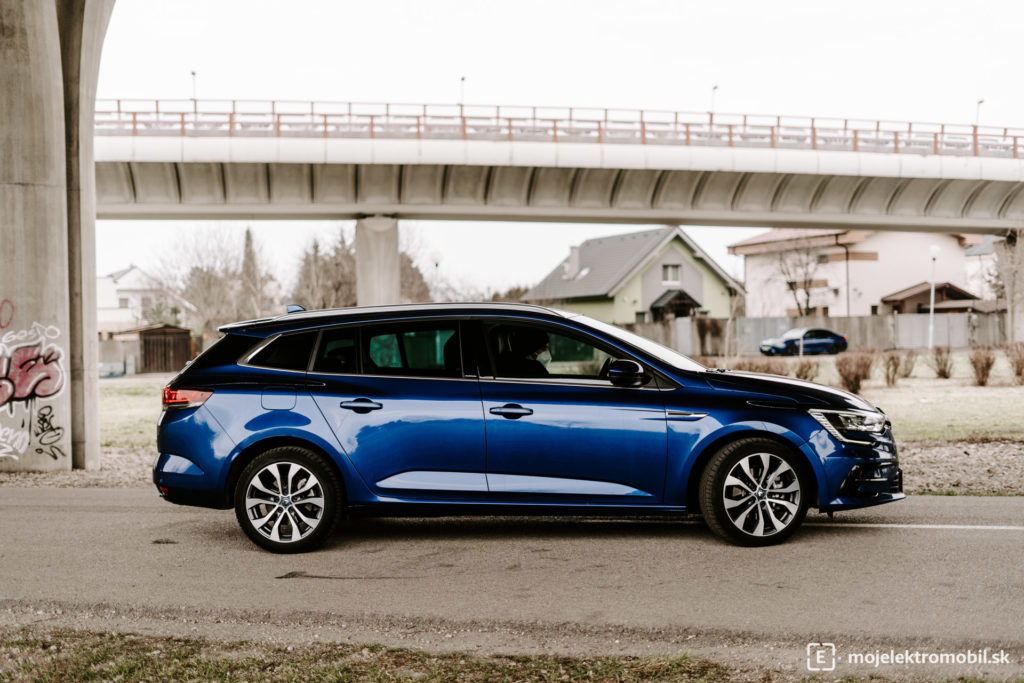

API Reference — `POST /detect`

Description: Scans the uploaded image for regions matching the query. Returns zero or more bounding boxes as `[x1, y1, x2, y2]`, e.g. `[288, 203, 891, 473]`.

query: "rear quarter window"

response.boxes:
[247, 331, 318, 372]
[184, 333, 260, 372]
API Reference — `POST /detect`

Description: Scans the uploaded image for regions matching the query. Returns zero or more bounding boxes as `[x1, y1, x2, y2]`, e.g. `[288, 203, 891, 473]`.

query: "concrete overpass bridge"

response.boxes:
[94, 98, 1024, 233]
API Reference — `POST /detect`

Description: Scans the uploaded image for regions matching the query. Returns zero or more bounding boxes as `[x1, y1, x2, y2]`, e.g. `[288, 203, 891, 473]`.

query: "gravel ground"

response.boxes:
[1, 440, 1021, 495]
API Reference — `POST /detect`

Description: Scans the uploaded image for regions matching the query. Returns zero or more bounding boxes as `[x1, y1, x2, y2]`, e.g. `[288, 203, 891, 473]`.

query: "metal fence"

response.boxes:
[94, 99, 1024, 159]
[675, 313, 1007, 357]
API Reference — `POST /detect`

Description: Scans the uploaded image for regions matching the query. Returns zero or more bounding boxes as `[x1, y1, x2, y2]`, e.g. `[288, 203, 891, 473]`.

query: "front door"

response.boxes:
[476, 320, 667, 504]
[308, 319, 487, 499]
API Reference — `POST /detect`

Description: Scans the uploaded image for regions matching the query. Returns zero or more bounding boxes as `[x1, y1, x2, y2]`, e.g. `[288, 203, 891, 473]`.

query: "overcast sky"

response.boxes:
[95, 0, 1021, 293]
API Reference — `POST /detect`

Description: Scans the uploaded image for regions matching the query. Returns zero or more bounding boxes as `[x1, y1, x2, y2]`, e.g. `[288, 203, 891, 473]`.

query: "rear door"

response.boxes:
[308, 319, 487, 499]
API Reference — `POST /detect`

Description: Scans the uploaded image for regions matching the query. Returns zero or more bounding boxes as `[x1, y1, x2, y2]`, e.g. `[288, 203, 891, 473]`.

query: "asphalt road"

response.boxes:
[1, 488, 1023, 677]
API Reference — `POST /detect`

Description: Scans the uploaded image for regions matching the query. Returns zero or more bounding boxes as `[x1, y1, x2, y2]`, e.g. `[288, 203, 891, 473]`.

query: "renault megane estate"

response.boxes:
[154, 303, 903, 552]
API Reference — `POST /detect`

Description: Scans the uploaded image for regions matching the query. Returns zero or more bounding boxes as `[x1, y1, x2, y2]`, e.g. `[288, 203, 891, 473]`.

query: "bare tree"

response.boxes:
[237, 227, 276, 320]
[777, 240, 822, 316]
[290, 227, 431, 308]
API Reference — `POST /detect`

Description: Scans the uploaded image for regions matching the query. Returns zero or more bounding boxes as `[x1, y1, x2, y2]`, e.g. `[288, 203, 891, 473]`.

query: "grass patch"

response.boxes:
[861, 381, 1024, 441]
[99, 374, 173, 450]
[0, 627, 734, 682]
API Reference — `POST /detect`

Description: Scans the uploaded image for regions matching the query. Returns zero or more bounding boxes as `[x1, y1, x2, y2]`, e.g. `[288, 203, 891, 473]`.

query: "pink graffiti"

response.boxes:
[0, 300, 13, 329]
[0, 343, 64, 408]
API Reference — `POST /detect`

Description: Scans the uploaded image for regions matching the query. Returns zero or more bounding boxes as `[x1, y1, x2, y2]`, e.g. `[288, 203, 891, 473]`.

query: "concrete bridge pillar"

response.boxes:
[0, 0, 113, 472]
[355, 215, 400, 307]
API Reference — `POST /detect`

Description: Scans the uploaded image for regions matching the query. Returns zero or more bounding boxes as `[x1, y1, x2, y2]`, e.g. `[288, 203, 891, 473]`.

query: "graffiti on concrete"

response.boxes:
[0, 321, 67, 461]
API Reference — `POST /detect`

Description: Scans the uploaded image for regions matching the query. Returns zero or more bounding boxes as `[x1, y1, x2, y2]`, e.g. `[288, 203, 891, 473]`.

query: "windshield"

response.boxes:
[573, 315, 705, 373]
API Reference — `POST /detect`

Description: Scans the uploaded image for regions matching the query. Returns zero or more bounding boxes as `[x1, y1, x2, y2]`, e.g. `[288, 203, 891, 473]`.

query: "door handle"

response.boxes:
[489, 403, 533, 419]
[340, 398, 383, 413]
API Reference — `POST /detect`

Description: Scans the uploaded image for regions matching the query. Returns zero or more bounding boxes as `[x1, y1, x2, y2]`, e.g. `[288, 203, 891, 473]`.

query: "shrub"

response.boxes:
[729, 358, 786, 375]
[1005, 343, 1024, 385]
[883, 351, 901, 386]
[927, 345, 953, 379]
[793, 358, 818, 382]
[969, 345, 996, 386]
[835, 352, 874, 394]
[898, 349, 917, 378]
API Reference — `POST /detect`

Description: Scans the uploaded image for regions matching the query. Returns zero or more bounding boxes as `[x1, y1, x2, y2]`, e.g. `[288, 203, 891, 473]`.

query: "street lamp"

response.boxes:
[710, 84, 718, 115]
[975, 98, 985, 127]
[927, 244, 939, 349]
[459, 76, 466, 105]
[190, 70, 197, 100]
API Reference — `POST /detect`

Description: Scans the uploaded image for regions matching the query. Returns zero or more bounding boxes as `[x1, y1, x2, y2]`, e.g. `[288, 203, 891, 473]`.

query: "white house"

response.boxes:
[728, 229, 972, 317]
[97, 265, 194, 335]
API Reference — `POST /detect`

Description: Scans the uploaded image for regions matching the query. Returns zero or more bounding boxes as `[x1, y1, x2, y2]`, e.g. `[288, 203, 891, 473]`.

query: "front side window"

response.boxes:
[247, 331, 318, 371]
[486, 323, 613, 381]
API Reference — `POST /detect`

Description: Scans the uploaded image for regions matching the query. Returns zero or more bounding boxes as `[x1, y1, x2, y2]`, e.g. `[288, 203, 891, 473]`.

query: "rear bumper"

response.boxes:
[152, 454, 228, 509]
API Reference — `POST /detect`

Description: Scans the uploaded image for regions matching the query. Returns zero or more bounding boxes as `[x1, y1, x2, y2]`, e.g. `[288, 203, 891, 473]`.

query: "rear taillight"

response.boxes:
[162, 387, 213, 409]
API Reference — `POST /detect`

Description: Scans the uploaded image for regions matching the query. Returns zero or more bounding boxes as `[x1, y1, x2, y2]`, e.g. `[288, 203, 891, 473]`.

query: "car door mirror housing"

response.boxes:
[608, 359, 647, 387]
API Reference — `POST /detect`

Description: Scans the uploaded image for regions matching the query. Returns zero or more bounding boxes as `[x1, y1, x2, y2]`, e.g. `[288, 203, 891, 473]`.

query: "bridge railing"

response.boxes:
[94, 99, 1024, 159]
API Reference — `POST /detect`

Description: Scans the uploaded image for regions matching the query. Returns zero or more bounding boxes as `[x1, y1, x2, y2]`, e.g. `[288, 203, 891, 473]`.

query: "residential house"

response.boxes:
[727, 229, 971, 317]
[523, 226, 744, 325]
[97, 265, 194, 335]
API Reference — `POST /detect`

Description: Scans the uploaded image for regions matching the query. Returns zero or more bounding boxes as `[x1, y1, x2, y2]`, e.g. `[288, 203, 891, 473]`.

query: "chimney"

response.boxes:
[563, 246, 581, 279]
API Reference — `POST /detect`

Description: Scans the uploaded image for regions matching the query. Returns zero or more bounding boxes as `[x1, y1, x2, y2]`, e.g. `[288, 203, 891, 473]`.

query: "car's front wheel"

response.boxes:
[699, 438, 808, 546]
[234, 447, 342, 553]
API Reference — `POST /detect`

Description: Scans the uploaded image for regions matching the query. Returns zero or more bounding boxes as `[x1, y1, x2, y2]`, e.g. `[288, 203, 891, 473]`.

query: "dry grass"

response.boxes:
[99, 373, 174, 450]
[0, 627, 734, 683]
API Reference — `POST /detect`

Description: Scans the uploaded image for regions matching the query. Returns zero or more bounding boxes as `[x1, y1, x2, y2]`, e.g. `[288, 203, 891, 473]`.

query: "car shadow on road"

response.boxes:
[326, 515, 708, 547]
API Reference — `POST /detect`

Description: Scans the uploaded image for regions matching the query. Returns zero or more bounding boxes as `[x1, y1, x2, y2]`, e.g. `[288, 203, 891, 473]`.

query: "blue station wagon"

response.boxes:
[155, 303, 903, 552]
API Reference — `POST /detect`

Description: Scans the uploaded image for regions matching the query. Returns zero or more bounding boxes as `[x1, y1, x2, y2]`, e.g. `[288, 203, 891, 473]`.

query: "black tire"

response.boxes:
[698, 438, 809, 547]
[829, 343, 840, 354]
[234, 446, 342, 553]
[783, 345, 796, 356]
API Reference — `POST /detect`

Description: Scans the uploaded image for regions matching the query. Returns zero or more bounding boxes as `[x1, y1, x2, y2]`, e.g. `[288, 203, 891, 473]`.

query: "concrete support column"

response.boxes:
[0, 1, 73, 471]
[355, 216, 400, 306]
[56, 0, 115, 470]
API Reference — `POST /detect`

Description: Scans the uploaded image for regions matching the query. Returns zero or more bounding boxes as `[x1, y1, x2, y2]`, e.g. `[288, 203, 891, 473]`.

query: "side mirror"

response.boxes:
[608, 359, 647, 387]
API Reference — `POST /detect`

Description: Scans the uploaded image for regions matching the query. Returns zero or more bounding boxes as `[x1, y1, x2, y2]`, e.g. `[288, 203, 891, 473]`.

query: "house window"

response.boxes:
[661, 264, 680, 283]
[118, 298, 128, 309]
[817, 254, 830, 264]
[635, 311, 648, 323]
[870, 305, 878, 315]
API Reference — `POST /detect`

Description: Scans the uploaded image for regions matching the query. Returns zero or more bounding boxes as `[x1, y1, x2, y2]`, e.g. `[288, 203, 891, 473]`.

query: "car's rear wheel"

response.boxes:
[234, 447, 341, 553]
[699, 438, 808, 546]
[829, 342, 840, 354]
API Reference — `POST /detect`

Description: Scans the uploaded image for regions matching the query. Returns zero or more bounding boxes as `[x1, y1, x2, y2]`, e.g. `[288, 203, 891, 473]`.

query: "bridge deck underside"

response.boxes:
[96, 161, 1023, 232]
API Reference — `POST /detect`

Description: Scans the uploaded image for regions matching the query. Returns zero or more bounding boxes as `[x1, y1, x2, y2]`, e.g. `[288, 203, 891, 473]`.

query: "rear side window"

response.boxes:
[365, 322, 460, 378]
[313, 327, 359, 374]
[247, 331, 318, 371]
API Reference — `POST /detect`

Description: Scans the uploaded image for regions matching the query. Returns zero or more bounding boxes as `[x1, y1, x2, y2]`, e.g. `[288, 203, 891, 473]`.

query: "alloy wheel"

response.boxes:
[243, 461, 326, 543]
[721, 452, 801, 537]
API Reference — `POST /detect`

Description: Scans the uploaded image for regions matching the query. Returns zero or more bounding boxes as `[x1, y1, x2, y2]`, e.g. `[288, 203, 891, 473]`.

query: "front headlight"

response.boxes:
[809, 409, 887, 444]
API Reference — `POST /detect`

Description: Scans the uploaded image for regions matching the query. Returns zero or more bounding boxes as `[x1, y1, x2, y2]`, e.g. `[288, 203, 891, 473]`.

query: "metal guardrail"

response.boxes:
[94, 99, 1024, 159]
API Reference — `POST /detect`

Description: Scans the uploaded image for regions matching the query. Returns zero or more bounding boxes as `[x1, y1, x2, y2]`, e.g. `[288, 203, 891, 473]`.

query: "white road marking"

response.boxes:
[806, 522, 1024, 531]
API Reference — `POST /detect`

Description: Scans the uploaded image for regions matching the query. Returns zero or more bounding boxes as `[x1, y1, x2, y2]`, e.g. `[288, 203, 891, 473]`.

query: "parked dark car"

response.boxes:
[155, 303, 901, 553]
[759, 328, 848, 356]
